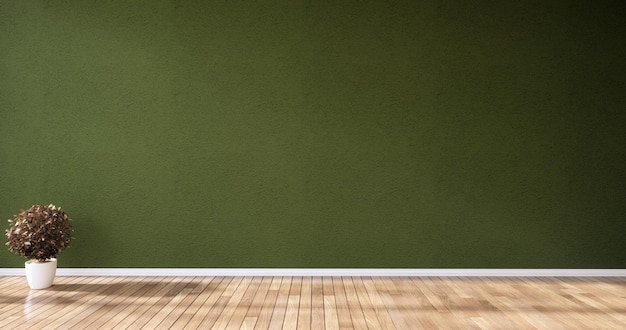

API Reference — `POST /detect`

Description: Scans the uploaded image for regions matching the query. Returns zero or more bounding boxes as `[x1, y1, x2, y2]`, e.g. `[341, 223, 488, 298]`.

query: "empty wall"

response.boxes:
[1, 1, 625, 268]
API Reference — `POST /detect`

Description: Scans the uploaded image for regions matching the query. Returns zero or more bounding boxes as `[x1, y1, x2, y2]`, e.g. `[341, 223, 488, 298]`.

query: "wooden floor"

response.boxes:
[0, 276, 624, 329]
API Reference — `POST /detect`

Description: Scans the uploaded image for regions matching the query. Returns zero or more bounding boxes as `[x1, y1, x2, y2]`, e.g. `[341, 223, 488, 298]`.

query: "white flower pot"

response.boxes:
[25, 258, 57, 290]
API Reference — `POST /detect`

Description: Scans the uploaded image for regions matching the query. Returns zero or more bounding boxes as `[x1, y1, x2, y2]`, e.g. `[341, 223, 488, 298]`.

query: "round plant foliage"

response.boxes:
[6, 204, 73, 262]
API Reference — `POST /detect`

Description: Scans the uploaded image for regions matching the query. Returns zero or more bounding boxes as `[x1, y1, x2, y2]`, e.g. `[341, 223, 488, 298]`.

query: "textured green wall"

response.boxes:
[1, 1, 625, 268]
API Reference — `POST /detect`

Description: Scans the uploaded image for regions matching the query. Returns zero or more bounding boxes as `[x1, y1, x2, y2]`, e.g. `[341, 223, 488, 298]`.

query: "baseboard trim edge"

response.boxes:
[1, 268, 625, 277]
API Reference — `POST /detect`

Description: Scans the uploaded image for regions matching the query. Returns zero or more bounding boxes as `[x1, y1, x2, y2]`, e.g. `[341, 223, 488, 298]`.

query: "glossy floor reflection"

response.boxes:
[0, 276, 624, 329]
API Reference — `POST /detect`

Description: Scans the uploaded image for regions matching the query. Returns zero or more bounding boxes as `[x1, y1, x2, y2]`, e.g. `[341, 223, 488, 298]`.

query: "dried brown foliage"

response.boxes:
[6, 204, 73, 262]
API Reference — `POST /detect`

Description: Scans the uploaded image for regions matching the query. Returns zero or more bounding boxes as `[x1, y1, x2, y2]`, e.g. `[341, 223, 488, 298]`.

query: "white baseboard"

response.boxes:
[1, 268, 625, 277]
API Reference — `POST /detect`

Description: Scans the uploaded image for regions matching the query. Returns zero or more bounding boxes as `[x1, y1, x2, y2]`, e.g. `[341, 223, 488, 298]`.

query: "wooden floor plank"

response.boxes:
[0, 275, 624, 329]
[310, 276, 325, 329]
[381, 276, 426, 329]
[243, 276, 272, 326]
[197, 276, 243, 329]
[361, 276, 397, 330]
[110, 276, 185, 330]
[83, 276, 164, 329]
[162, 276, 217, 329]
[267, 276, 290, 329]
[297, 276, 312, 330]
[25, 276, 119, 329]
[0, 276, 80, 317]
[184, 276, 232, 329]
[226, 276, 262, 329]
[322, 277, 339, 330]
[130, 277, 191, 329]
[331, 276, 352, 329]
[142, 277, 201, 329]
[66, 277, 152, 330]
[33, 277, 120, 329]
[94, 276, 169, 329]
[415, 276, 472, 328]
[342, 277, 368, 329]
[0, 276, 99, 328]
[0, 276, 28, 306]
[246, 277, 271, 315]
[351, 276, 383, 329]
[213, 276, 254, 329]
[253, 276, 281, 330]
[282, 276, 301, 330]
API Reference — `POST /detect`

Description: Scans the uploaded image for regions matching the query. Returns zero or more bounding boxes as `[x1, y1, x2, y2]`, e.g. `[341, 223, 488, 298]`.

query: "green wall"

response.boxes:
[1, 1, 625, 268]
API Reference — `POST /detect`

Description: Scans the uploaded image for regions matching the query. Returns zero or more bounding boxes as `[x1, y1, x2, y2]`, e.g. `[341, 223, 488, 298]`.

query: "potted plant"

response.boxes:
[5, 204, 73, 289]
